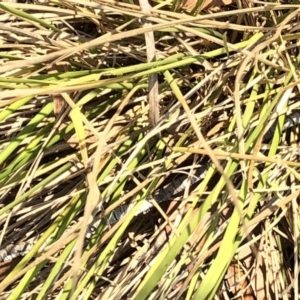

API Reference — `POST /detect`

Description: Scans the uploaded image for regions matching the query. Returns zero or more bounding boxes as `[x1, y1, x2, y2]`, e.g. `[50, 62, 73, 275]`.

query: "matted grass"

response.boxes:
[0, 0, 300, 299]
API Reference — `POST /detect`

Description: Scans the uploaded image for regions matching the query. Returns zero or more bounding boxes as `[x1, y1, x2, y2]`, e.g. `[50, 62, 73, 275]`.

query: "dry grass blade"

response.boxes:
[139, 0, 159, 128]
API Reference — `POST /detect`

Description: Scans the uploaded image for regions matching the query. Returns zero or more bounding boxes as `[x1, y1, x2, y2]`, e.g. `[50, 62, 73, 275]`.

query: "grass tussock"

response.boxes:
[0, 0, 300, 299]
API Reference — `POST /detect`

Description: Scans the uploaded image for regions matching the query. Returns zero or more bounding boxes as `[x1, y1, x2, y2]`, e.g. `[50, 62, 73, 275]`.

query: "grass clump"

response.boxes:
[0, 0, 299, 299]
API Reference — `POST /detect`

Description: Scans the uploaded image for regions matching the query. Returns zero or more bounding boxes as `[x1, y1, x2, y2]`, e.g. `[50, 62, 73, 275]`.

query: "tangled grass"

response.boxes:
[0, 0, 300, 299]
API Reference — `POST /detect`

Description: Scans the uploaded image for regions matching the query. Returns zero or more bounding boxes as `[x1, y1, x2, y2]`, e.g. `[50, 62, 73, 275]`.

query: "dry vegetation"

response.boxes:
[0, 0, 300, 299]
